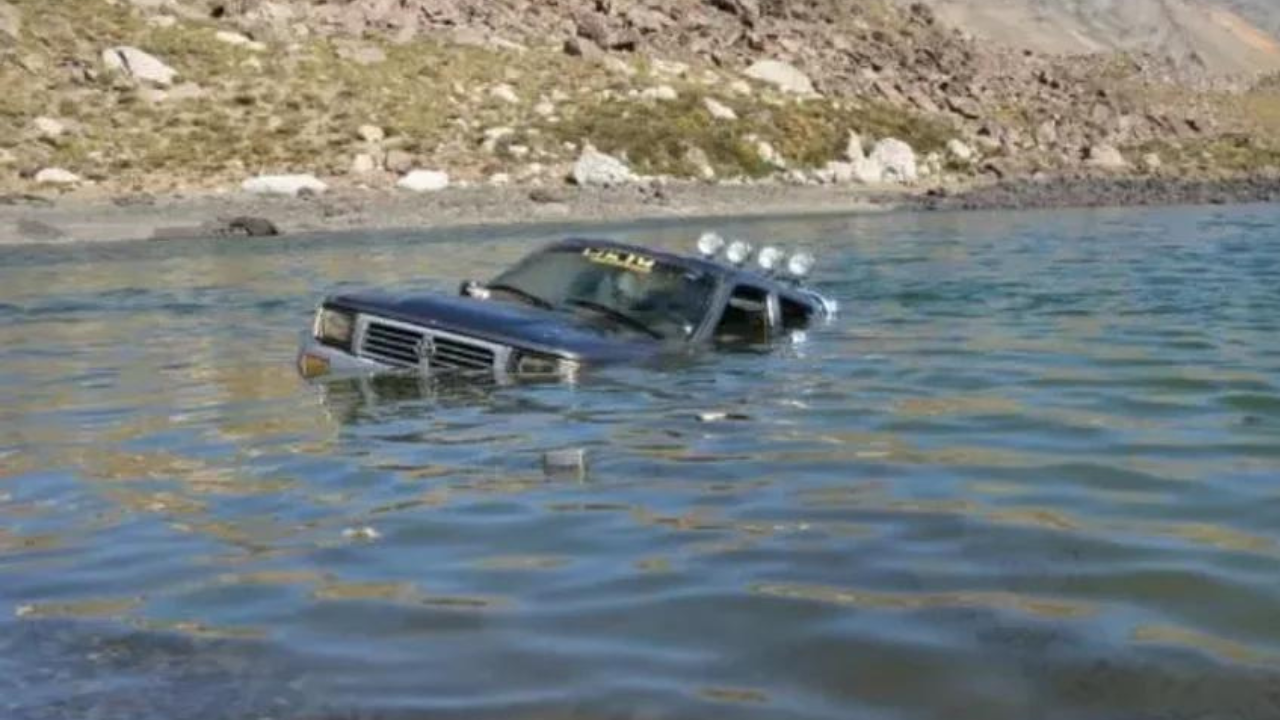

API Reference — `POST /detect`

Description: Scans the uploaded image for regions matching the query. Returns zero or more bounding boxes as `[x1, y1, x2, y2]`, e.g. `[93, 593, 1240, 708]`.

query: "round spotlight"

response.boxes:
[696, 231, 725, 258]
[757, 246, 784, 272]
[786, 251, 815, 279]
[725, 239, 753, 266]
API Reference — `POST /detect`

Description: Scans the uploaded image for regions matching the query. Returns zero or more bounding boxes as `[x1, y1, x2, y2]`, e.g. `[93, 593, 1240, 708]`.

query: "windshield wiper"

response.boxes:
[565, 298, 662, 339]
[486, 283, 554, 310]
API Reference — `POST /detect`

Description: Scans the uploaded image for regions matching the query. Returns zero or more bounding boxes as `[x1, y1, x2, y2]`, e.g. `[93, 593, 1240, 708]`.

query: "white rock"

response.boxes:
[0, 148, 15, 166]
[508, 144, 530, 158]
[846, 131, 865, 162]
[818, 161, 855, 184]
[703, 97, 737, 121]
[488, 173, 512, 186]
[743, 60, 815, 95]
[33, 117, 65, 139]
[397, 169, 450, 192]
[357, 124, 385, 143]
[490, 84, 519, 104]
[350, 153, 377, 175]
[0, 1, 19, 40]
[600, 56, 636, 77]
[1142, 152, 1163, 171]
[650, 58, 689, 78]
[146, 15, 176, 29]
[756, 140, 786, 169]
[168, 82, 206, 102]
[534, 100, 556, 118]
[728, 79, 753, 96]
[1086, 143, 1128, 170]
[869, 138, 918, 183]
[101, 46, 178, 87]
[640, 85, 679, 102]
[481, 126, 515, 153]
[851, 156, 884, 184]
[241, 174, 327, 196]
[214, 30, 263, 51]
[35, 168, 81, 186]
[946, 138, 975, 163]
[921, 151, 943, 178]
[571, 145, 634, 187]
[685, 147, 715, 180]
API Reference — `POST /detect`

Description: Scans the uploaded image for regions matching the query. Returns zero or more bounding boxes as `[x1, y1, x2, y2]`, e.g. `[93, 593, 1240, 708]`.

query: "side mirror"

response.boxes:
[459, 280, 491, 299]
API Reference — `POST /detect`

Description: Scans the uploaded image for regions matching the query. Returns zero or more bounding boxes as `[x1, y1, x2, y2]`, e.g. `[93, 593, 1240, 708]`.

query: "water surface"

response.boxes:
[2, 205, 1279, 720]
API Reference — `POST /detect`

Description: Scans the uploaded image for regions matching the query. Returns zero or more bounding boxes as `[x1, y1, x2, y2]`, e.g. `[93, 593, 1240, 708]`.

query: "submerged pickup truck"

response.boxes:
[297, 234, 836, 382]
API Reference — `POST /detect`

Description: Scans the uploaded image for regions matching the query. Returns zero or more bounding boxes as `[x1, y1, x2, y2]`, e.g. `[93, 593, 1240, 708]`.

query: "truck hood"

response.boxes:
[328, 290, 661, 362]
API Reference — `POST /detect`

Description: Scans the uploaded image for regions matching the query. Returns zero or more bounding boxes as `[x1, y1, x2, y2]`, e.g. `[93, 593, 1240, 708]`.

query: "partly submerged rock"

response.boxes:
[743, 60, 815, 95]
[241, 174, 327, 196]
[102, 46, 178, 87]
[222, 216, 280, 237]
[571, 145, 634, 187]
[397, 169, 450, 192]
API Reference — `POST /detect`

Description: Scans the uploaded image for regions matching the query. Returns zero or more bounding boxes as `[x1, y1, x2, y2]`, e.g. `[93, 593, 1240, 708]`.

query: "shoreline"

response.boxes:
[2, 175, 1278, 246]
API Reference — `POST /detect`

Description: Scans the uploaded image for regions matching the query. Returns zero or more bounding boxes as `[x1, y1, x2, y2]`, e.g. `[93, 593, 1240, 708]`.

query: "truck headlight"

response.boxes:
[314, 307, 354, 349]
[513, 352, 578, 378]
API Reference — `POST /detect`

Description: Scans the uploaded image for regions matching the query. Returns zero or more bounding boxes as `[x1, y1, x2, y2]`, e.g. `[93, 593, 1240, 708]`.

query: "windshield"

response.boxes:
[487, 246, 719, 339]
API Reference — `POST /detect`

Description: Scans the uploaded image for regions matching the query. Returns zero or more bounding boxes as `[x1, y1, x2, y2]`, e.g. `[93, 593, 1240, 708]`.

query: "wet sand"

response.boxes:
[4, 174, 1278, 245]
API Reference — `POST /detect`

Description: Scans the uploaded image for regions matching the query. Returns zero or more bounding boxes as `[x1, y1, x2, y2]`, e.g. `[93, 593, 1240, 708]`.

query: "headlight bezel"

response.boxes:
[512, 351, 579, 379]
[313, 306, 355, 350]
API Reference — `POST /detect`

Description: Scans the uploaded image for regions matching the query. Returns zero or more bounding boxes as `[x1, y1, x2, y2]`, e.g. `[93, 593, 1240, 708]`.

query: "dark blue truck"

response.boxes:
[297, 235, 835, 382]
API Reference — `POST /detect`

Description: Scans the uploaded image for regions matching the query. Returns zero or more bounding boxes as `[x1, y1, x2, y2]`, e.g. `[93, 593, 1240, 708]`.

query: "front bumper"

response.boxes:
[296, 334, 391, 379]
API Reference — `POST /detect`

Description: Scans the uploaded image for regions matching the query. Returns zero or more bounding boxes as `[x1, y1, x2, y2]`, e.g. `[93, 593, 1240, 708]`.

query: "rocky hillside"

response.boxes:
[902, 0, 1280, 78]
[2, 0, 1279, 197]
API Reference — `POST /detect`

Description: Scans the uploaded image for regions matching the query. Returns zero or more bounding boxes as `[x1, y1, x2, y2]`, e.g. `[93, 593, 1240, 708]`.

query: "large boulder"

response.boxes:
[743, 60, 815, 95]
[102, 46, 178, 87]
[870, 138, 918, 183]
[571, 145, 634, 187]
[241, 174, 327, 196]
[851, 157, 884, 184]
[396, 169, 450, 192]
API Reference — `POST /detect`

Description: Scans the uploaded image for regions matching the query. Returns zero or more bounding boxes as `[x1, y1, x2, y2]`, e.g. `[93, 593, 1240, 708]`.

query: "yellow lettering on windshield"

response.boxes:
[582, 248, 656, 274]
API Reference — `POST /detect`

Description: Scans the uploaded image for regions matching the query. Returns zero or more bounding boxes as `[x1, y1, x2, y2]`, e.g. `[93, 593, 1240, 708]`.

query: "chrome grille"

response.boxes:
[362, 322, 421, 368]
[360, 318, 498, 372]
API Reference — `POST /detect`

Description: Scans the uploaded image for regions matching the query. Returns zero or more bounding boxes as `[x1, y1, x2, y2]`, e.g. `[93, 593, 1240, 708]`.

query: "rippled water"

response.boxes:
[2, 205, 1279, 720]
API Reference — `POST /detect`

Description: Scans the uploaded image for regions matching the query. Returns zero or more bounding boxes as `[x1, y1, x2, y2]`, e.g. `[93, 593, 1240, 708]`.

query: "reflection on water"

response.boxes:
[2, 206, 1280, 719]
